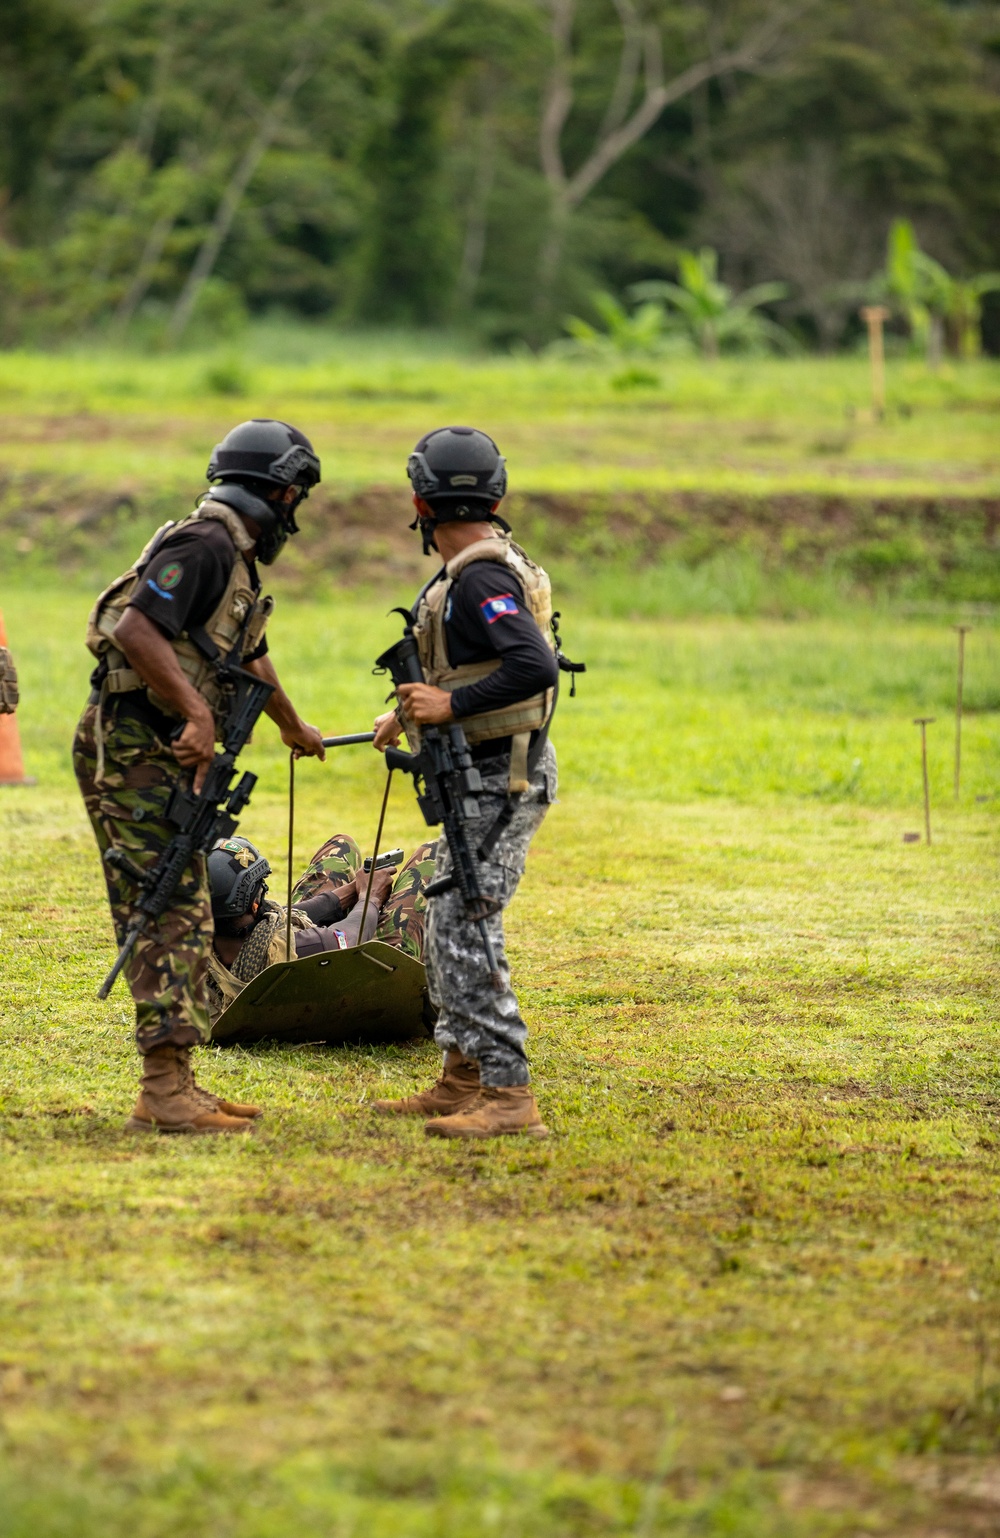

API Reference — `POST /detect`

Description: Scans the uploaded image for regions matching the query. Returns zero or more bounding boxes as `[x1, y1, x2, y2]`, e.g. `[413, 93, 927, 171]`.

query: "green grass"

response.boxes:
[1, 325, 999, 498]
[3, 583, 1000, 1534]
[4, 327, 1000, 621]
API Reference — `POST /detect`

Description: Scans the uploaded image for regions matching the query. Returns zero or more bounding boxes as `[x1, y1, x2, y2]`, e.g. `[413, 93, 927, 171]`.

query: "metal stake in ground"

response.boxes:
[953, 626, 972, 800]
[914, 717, 936, 845]
[860, 305, 890, 419]
[285, 751, 296, 960]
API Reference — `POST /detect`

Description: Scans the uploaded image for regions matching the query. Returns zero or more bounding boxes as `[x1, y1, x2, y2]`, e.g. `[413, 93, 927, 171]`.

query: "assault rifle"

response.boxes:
[375, 614, 504, 993]
[97, 665, 275, 1000]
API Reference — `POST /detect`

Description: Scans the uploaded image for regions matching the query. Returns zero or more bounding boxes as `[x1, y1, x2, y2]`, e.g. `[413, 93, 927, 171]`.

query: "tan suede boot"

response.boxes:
[372, 1050, 480, 1117]
[125, 1046, 254, 1134]
[424, 1085, 549, 1140]
[179, 1052, 263, 1120]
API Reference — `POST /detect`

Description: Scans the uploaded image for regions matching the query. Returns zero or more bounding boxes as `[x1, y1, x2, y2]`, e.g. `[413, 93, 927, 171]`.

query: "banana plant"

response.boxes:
[880, 219, 1000, 361]
[561, 290, 674, 358]
[630, 248, 795, 357]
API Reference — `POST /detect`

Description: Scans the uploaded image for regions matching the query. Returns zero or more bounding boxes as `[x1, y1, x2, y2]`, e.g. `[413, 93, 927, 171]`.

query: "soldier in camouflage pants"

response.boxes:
[74, 700, 214, 1053]
[75, 416, 328, 1134]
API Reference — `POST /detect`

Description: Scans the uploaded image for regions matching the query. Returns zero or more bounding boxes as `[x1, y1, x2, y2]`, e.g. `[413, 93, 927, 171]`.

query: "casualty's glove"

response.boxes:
[0, 646, 18, 715]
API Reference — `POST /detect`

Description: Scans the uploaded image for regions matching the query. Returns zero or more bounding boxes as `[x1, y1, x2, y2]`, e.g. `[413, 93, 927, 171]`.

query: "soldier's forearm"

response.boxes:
[246, 655, 304, 733]
[338, 898, 380, 948]
[294, 900, 379, 958]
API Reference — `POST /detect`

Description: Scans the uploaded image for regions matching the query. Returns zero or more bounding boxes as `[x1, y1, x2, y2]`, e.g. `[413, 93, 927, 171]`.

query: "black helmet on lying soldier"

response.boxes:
[407, 426, 509, 554]
[208, 836, 271, 937]
[206, 419, 322, 565]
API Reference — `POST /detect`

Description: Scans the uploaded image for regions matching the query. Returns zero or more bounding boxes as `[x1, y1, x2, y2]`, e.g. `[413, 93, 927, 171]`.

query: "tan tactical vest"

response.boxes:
[408, 535, 555, 792]
[86, 500, 273, 735]
[205, 905, 313, 1025]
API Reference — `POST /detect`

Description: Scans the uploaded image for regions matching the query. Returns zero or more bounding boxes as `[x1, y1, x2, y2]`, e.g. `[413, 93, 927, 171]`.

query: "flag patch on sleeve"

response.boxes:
[480, 593, 519, 623]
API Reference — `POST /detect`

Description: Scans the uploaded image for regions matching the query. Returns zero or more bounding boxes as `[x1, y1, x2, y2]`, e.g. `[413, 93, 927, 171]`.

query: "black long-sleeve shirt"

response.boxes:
[290, 889, 379, 956]
[438, 563, 558, 724]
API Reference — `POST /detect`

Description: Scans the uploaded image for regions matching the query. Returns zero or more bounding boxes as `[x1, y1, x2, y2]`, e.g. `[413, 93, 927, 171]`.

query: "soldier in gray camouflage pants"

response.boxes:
[425, 744, 556, 1087]
[371, 423, 565, 1138]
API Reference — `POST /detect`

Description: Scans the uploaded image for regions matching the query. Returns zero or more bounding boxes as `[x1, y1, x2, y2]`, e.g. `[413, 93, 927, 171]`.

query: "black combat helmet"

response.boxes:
[205, 419, 321, 565]
[406, 426, 508, 553]
[208, 836, 271, 934]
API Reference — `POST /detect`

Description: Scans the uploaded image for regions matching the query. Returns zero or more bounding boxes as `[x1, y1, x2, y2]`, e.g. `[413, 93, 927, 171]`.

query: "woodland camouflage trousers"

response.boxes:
[73, 700, 213, 1053]
[293, 832, 436, 960]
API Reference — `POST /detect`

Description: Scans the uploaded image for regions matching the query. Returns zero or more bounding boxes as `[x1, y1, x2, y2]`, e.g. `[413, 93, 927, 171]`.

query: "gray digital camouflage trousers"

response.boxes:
[426, 740, 556, 1087]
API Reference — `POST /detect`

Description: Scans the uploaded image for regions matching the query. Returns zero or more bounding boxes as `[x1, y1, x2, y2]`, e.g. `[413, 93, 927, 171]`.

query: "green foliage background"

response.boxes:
[3, 0, 1000, 345]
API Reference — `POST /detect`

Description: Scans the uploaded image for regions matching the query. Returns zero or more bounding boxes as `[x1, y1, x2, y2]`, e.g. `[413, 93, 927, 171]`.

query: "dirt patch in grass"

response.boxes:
[5, 471, 1000, 610]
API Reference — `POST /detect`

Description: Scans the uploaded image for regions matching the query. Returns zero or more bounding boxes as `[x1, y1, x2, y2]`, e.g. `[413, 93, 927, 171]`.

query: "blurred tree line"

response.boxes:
[2, 0, 1000, 347]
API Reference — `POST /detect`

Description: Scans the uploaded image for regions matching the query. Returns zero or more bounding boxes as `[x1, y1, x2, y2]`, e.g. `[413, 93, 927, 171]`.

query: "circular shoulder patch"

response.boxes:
[156, 561, 184, 590]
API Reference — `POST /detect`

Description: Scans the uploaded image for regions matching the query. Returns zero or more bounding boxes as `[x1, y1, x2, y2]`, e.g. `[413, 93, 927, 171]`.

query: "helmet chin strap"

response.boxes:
[408, 511, 439, 557]
[208, 480, 309, 564]
[409, 503, 511, 558]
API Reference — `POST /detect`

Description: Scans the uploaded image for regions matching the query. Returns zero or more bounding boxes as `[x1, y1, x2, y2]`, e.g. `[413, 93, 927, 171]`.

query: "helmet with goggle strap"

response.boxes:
[205, 418, 321, 565]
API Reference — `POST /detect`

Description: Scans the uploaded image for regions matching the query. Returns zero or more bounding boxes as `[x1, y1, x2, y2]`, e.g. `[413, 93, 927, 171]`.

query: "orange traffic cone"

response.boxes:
[0, 610, 35, 787]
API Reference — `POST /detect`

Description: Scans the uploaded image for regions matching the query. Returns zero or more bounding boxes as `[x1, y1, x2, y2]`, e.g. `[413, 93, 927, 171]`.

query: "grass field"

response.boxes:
[1, 326, 999, 501]
[3, 579, 1000, 1535]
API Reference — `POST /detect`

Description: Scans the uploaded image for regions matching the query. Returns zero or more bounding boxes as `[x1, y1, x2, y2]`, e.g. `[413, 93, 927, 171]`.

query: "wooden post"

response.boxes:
[953, 626, 971, 800]
[861, 305, 890, 419]
[914, 717, 935, 845]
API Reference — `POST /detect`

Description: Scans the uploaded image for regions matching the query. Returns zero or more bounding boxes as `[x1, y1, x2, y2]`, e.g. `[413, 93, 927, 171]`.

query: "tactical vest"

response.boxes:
[205, 902, 313, 1025]
[409, 535, 555, 793]
[86, 500, 273, 736]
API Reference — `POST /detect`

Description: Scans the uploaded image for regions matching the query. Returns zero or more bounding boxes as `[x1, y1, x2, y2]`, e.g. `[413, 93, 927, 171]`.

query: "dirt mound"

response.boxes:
[4, 473, 1000, 599]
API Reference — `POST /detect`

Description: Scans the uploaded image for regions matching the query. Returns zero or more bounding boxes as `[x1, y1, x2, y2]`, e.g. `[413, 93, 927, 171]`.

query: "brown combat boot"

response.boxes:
[372, 1050, 480, 1117]
[179, 1052, 263, 1120]
[424, 1085, 549, 1140]
[125, 1045, 254, 1135]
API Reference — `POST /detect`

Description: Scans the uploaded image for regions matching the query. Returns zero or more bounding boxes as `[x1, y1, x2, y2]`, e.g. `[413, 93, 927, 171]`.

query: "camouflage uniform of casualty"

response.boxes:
[73, 700, 213, 1053]
[204, 831, 437, 1023]
[294, 832, 436, 959]
[426, 742, 557, 1088]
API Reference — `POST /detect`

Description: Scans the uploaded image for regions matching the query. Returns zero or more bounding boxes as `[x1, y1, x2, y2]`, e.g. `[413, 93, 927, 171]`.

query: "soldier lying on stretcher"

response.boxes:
[204, 833, 436, 1025]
